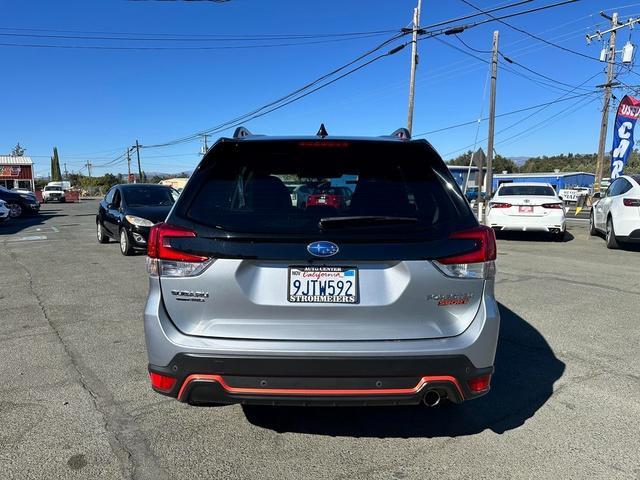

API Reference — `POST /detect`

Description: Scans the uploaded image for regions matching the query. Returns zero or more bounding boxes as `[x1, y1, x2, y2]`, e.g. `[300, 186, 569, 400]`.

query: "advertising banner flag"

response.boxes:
[611, 95, 640, 179]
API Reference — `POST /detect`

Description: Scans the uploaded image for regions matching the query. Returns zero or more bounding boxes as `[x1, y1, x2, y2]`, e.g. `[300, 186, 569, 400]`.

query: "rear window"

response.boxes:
[123, 187, 177, 207]
[180, 140, 474, 237]
[499, 185, 556, 196]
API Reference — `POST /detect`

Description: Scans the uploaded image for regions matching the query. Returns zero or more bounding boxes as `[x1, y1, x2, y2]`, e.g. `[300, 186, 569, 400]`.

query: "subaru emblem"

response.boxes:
[307, 241, 339, 257]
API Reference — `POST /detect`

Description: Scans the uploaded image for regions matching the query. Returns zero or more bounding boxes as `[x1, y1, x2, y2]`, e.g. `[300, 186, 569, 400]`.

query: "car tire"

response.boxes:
[119, 228, 134, 256]
[7, 203, 22, 218]
[97, 221, 109, 244]
[606, 217, 620, 249]
[589, 212, 597, 236]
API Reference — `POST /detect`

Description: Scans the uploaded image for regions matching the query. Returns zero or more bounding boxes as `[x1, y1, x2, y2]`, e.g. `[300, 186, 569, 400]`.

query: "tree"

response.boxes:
[10, 143, 26, 156]
[51, 147, 62, 181]
[492, 154, 518, 174]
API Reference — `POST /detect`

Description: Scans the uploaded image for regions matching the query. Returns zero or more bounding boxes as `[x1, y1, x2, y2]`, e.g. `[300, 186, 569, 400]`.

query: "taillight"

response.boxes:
[433, 226, 497, 279]
[489, 202, 511, 209]
[467, 374, 491, 393]
[623, 198, 640, 207]
[149, 372, 176, 392]
[147, 223, 212, 278]
[541, 203, 564, 209]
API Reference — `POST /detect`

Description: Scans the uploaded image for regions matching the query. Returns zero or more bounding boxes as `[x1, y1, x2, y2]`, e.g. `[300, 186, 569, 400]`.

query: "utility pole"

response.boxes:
[594, 13, 618, 192]
[86, 161, 93, 196]
[64, 163, 68, 180]
[485, 30, 499, 202]
[126, 148, 132, 183]
[200, 133, 210, 156]
[135, 140, 142, 183]
[406, 0, 422, 135]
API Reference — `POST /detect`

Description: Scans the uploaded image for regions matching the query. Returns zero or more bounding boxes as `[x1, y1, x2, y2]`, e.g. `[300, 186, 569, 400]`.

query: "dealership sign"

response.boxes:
[611, 95, 640, 179]
[0, 165, 21, 177]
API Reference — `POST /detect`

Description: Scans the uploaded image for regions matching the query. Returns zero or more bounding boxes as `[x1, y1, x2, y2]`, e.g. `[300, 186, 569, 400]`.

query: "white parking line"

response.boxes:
[6, 235, 48, 242]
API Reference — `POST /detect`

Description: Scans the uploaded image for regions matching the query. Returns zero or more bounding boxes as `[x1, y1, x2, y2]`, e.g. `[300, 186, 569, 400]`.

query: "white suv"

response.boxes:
[590, 174, 640, 249]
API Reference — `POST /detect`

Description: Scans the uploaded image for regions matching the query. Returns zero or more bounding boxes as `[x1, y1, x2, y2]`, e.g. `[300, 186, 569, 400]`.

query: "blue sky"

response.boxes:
[1, 0, 640, 176]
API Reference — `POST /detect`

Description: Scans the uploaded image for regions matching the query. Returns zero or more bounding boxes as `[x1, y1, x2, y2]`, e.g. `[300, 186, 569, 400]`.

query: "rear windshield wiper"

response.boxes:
[319, 216, 419, 229]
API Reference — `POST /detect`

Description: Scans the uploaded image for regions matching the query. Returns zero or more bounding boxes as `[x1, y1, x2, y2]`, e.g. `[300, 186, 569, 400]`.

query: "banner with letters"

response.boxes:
[611, 95, 640, 179]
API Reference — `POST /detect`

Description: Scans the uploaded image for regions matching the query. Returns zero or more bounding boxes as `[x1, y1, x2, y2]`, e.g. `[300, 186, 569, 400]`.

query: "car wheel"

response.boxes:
[7, 203, 22, 218]
[119, 228, 134, 256]
[589, 211, 597, 236]
[606, 217, 620, 249]
[97, 221, 109, 244]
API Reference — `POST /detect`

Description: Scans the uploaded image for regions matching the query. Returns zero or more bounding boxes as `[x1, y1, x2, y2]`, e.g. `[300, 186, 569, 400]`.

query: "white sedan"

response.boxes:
[486, 182, 566, 240]
[590, 174, 640, 249]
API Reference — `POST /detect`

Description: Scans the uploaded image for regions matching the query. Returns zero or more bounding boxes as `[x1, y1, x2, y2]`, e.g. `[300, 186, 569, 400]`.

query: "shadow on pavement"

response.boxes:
[242, 303, 565, 437]
[0, 212, 67, 235]
[496, 230, 574, 243]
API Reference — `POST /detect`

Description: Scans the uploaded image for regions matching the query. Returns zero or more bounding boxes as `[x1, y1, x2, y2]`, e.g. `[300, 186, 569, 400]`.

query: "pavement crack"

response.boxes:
[3, 249, 168, 480]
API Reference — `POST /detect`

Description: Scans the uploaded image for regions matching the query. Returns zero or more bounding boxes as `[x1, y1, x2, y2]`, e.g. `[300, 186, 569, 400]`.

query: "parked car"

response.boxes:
[291, 184, 314, 208]
[306, 186, 352, 210]
[590, 174, 640, 249]
[144, 127, 499, 408]
[486, 182, 566, 240]
[0, 186, 40, 218]
[465, 186, 486, 202]
[42, 185, 66, 203]
[96, 184, 178, 255]
[0, 199, 10, 222]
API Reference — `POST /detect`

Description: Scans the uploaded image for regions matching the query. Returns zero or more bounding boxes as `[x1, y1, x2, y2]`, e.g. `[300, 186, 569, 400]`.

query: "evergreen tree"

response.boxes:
[51, 147, 62, 181]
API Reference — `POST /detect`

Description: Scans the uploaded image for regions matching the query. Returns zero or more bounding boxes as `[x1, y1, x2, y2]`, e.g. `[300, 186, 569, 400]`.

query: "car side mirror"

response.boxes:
[592, 192, 601, 199]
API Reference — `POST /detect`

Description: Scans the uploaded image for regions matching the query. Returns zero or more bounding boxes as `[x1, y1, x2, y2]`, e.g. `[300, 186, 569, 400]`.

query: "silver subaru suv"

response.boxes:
[144, 127, 499, 407]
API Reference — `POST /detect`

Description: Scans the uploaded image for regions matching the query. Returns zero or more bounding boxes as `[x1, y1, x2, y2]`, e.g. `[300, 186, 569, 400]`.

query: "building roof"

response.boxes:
[0, 155, 34, 165]
[493, 171, 594, 178]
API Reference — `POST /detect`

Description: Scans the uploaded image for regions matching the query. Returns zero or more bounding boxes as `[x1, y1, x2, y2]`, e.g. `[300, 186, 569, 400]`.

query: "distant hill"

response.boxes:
[508, 156, 531, 166]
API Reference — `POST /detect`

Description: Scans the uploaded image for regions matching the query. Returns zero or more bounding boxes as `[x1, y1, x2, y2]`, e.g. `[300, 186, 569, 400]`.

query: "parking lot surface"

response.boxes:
[1, 201, 639, 480]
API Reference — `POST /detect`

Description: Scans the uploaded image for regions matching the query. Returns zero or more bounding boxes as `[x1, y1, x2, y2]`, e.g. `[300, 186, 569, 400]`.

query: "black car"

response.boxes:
[96, 184, 179, 255]
[0, 186, 40, 218]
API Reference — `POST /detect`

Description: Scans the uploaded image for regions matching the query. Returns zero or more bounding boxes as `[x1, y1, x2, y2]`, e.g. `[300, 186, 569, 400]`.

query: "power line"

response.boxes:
[458, 0, 601, 62]
[412, 91, 599, 137]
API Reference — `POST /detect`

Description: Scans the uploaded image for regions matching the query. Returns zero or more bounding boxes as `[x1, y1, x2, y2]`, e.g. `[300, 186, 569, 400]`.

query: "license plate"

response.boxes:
[288, 266, 358, 304]
[519, 206, 534, 213]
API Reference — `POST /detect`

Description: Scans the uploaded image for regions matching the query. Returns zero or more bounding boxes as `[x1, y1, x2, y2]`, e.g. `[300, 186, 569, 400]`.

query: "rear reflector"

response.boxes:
[623, 198, 640, 207]
[467, 374, 491, 393]
[437, 226, 497, 265]
[147, 222, 208, 262]
[489, 202, 511, 209]
[541, 203, 564, 209]
[149, 372, 176, 392]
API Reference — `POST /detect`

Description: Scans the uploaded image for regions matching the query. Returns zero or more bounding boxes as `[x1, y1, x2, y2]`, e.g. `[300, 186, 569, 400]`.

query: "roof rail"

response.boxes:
[233, 126, 253, 139]
[388, 128, 411, 140]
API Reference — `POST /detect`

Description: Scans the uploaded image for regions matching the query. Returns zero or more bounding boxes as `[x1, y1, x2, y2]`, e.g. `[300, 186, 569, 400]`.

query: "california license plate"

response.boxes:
[288, 266, 359, 304]
[519, 206, 534, 213]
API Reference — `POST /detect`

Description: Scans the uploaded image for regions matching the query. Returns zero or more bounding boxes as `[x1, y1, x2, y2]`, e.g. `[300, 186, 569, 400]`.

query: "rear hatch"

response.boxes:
[152, 138, 493, 342]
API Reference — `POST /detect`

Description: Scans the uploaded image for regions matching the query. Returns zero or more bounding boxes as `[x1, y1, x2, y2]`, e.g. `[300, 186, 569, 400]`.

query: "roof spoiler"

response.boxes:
[233, 126, 254, 139]
[382, 128, 411, 140]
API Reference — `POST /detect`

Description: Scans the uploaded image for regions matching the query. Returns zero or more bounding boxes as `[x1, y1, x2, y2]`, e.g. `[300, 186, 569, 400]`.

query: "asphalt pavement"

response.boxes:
[1, 201, 639, 480]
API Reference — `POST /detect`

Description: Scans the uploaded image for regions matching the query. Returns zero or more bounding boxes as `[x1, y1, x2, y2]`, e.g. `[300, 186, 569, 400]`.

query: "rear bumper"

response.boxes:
[144, 278, 500, 406]
[487, 209, 565, 233]
[148, 354, 493, 406]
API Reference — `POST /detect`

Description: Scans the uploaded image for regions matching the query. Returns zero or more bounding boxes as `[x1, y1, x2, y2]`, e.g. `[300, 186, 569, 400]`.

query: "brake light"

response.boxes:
[489, 202, 511, 209]
[541, 203, 564, 209]
[147, 223, 212, 278]
[623, 198, 640, 207]
[147, 223, 207, 262]
[149, 372, 176, 392]
[438, 226, 497, 265]
[467, 374, 491, 393]
[298, 141, 349, 148]
[433, 226, 497, 279]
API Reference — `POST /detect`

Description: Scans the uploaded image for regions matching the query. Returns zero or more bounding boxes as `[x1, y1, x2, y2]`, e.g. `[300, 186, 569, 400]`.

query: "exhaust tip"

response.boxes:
[422, 389, 441, 407]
